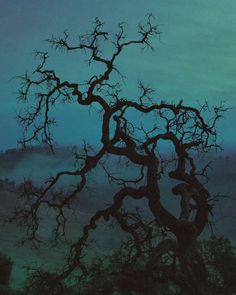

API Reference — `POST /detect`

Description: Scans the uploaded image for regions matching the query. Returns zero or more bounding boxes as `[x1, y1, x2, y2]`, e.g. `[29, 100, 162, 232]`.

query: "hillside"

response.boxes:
[0, 145, 235, 288]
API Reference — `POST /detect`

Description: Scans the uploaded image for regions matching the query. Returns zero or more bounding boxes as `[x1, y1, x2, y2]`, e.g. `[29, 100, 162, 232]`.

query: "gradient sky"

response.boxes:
[1, 0, 236, 150]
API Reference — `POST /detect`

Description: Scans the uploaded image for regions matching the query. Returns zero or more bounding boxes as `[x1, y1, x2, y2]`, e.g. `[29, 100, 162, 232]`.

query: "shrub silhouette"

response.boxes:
[199, 236, 236, 294]
[0, 253, 13, 286]
[24, 270, 77, 295]
[22, 236, 236, 294]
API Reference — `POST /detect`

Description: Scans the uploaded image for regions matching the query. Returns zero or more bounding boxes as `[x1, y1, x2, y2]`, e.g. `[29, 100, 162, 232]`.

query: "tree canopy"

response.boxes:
[14, 15, 227, 294]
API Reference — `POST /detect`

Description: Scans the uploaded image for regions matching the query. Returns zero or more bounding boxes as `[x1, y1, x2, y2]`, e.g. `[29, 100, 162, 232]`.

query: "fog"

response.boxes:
[0, 146, 235, 288]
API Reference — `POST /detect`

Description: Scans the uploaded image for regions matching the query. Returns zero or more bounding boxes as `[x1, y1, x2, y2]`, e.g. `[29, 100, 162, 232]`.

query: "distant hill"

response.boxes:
[0, 144, 235, 230]
[0, 144, 235, 188]
[0, 145, 75, 184]
[0, 145, 235, 288]
[0, 145, 71, 170]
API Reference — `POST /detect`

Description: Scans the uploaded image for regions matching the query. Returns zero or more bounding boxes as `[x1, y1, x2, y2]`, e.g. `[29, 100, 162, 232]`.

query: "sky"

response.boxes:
[1, 0, 236, 151]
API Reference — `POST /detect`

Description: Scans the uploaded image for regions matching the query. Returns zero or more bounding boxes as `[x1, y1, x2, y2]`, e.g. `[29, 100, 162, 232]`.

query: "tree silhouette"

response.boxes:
[0, 253, 13, 286]
[14, 15, 226, 294]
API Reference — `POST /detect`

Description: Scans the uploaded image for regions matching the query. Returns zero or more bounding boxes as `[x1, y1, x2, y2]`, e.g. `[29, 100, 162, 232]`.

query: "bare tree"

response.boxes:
[14, 15, 226, 294]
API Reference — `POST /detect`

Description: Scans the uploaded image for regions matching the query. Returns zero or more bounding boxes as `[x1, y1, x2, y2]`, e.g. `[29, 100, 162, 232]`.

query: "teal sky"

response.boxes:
[1, 0, 236, 150]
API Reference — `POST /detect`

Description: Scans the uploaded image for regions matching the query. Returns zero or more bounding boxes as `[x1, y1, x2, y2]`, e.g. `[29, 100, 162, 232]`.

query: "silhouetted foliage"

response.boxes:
[0, 253, 13, 286]
[24, 270, 76, 295]
[77, 237, 180, 295]
[13, 15, 228, 294]
[23, 236, 236, 295]
[199, 236, 236, 294]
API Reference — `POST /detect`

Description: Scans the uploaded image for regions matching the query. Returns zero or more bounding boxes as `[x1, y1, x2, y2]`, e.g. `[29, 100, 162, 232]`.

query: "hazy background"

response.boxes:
[0, 146, 235, 288]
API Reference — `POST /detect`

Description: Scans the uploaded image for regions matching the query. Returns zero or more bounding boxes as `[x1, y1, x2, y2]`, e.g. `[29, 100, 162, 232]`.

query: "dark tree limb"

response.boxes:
[14, 15, 227, 293]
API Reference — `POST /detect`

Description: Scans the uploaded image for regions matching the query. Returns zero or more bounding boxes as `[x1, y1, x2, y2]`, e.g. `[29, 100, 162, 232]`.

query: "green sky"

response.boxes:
[0, 0, 236, 150]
